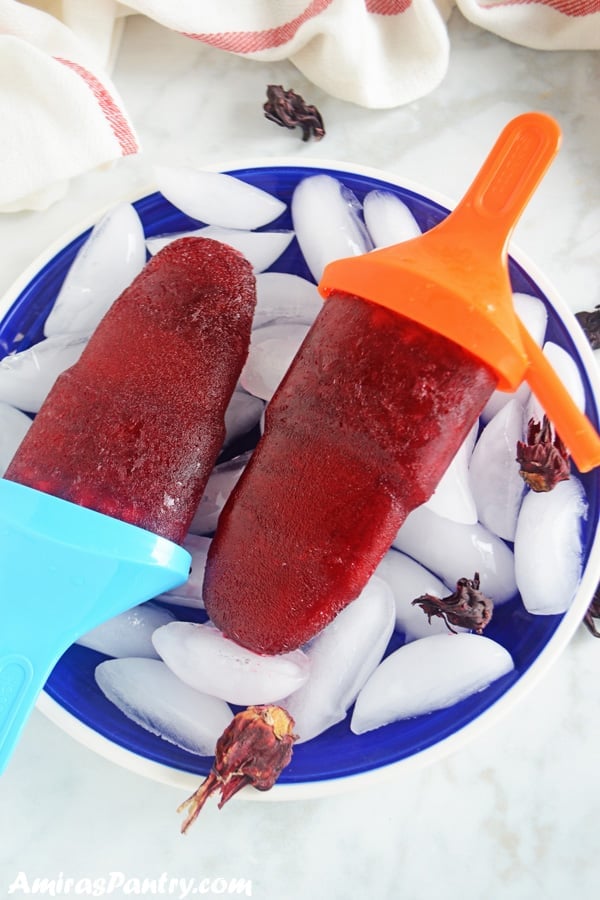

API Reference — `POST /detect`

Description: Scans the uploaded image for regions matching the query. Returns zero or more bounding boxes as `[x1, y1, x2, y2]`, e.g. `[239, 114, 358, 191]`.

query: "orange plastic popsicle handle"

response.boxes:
[319, 112, 600, 472]
[519, 325, 600, 471]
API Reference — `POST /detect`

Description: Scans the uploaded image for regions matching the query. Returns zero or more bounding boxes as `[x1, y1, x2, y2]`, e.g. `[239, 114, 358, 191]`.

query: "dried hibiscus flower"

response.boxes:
[583, 584, 600, 638]
[516, 415, 570, 492]
[575, 305, 600, 350]
[263, 84, 325, 141]
[412, 572, 493, 635]
[177, 705, 297, 833]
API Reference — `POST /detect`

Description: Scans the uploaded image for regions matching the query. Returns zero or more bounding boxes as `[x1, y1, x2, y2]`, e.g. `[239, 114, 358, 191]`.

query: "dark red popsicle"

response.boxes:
[5, 237, 256, 544]
[203, 292, 496, 654]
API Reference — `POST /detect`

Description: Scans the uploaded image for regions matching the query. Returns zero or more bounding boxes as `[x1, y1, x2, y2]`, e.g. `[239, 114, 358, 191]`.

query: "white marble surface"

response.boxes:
[1, 11, 600, 900]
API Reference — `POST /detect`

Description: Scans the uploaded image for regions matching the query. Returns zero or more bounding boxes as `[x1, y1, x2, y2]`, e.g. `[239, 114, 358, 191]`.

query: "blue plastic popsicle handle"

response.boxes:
[0, 479, 191, 774]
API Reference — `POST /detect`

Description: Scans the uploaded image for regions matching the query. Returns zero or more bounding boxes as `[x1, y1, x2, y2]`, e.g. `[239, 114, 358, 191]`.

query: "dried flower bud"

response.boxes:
[516, 415, 571, 492]
[583, 584, 600, 638]
[263, 84, 325, 142]
[575, 306, 600, 351]
[412, 572, 493, 635]
[177, 705, 297, 833]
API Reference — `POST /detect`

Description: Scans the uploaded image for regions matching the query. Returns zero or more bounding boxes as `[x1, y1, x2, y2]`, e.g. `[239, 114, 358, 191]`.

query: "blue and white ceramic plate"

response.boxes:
[1, 160, 599, 799]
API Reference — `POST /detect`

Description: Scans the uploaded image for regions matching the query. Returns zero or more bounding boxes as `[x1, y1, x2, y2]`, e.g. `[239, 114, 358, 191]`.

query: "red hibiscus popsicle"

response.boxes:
[204, 113, 600, 654]
[6, 237, 256, 542]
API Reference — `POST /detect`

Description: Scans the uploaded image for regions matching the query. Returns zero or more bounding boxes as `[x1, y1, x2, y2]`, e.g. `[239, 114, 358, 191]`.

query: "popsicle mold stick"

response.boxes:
[0, 479, 191, 774]
[518, 325, 600, 465]
[320, 112, 600, 472]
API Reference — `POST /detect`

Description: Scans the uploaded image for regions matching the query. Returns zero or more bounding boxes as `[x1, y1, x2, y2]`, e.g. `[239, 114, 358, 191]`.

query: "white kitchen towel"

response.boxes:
[1, 0, 599, 212]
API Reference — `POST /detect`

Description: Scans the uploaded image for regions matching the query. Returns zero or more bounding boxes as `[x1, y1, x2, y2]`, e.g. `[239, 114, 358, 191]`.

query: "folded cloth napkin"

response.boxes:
[1, 0, 599, 212]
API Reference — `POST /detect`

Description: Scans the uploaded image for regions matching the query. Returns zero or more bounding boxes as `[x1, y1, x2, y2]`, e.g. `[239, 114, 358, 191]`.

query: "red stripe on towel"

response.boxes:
[364, 1, 412, 13]
[482, 0, 599, 15]
[54, 57, 138, 156]
[183, 0, 335, 53]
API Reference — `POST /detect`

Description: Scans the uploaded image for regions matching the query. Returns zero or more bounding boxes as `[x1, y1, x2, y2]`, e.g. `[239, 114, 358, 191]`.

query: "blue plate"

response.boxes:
[2, 162, 599, 795]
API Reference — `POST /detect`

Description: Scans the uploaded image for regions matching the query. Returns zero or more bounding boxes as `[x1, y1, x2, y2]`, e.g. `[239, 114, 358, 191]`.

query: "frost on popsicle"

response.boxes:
[77, 601, 175, 658]
[283, 577, 395, 743]
[351, 633, 514, 734]
[152, 621, 310, 706]
[154, 167, 286, 229]
[95, 657, 233, 756]
[44, 203, 146, 338]
[0, 333, 88, 413]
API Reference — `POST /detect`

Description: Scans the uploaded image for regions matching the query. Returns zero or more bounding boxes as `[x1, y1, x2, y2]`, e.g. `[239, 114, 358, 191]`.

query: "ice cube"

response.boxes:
[152, 621, 310, 705]
[188, 453, 250, 535]
[514, 477, 587, 615]
[146, 226, 293, 273]
[393, 505, 517, 604]
[481, 293, 548, 423]
[76, 601, 176, 658]
[423, 421, 478, 524]
[154, 166, 286, 229]
[291, 174, 373, 282]
[526, 341, 586, 424]
[351, 633, 514, 734]
[0, 402, 32, 475]
[362, 190, 421, 247]
[240, 322, 310, 401]
[95, 657, 233, 756]
[374, 549, 467, 640]
[0, 333, 88, 413]
[156, 534, 211, 609]
[223, 389, 264, 448]
[44, 203, 146, 337]
[513, 292, 549, 345]
[283, 576, 395, 742]
[253, 272, 322, 329]
[469, 399, 526, 541]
